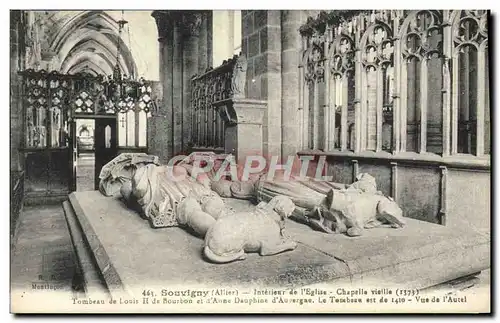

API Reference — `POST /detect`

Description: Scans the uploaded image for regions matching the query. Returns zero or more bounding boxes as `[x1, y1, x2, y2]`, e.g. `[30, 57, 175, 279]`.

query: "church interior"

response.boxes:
[9, 10, 490, 306]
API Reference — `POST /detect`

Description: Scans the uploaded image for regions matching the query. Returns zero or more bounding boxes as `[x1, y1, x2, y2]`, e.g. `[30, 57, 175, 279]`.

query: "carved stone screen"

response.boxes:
[298, 10, 490, 158]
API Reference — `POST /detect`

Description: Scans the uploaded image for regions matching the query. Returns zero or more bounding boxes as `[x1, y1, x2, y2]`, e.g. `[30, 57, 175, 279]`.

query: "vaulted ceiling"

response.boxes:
[31, 10, 138, 77]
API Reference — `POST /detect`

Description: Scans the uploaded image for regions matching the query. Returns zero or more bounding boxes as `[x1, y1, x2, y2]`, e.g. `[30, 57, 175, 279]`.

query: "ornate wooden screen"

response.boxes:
[20, 69, 156, 148]
[19, 69, 157, 197]
[299, 10, 490, 158]
[190, 56, 240, 151]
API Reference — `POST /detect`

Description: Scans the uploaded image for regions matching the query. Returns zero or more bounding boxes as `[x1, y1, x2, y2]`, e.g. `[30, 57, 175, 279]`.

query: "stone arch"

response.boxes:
[64, 54, 114, 76]
[60, 38, 127, 74]
[49, 10, 138, 77]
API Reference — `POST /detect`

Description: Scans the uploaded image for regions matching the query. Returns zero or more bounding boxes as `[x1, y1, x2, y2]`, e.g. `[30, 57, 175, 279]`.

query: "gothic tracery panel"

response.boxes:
[24, 70, 48, 148]
[361, 23, 394, 152]
[48, 73, 71, 148]
[297, 10, 489, 161]
[401, 10, 444, 154]
[452, 10, 488, 156]
[329, 33, 355, 150]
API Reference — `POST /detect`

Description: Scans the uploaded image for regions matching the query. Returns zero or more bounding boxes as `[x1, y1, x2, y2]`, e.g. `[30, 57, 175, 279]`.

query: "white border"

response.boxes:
[1, 2, 498, 321]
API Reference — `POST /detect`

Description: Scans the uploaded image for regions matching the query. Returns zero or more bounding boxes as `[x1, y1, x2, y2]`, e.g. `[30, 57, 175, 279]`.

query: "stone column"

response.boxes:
[172, 21, 184, 155]
[241, 10, 282, 160]
[179, 12, 202, 153]
[206, 11, 213, 68]
[150, 11, 175, 162]
[198, 12, 209, 74]
[10, 10, 25, 172]
[280, 10, 303, 158]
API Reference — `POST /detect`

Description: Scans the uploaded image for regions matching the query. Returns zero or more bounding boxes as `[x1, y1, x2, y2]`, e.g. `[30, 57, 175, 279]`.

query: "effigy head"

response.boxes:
[120, 180, 133, 201]
[376, 196, 405, 228]
[348, 172, 378, 194]
[268, 195, 296, 219]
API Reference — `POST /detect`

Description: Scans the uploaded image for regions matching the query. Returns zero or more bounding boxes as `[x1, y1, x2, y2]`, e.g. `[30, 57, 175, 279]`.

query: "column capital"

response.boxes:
[151, 10, 175, 39]
[176, 11, 204, 37]
[153, 10, 209, 39]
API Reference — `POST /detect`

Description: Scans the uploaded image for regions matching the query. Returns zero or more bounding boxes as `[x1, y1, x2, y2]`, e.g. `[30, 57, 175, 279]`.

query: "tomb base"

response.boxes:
[63, 191, 490, 300]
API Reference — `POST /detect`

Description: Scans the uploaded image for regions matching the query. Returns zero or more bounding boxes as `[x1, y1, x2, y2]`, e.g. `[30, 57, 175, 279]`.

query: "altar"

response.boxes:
[62, 190, 490, 299]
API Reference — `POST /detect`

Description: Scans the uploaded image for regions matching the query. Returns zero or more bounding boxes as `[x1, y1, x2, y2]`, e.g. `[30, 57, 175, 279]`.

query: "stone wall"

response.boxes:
[241, 11, 312, 160]
[241, 10, 282, 159]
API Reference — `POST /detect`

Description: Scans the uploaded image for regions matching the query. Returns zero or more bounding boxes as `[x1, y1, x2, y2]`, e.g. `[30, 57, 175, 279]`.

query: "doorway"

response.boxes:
[75, 119, 95, 191]
[72, 117, 117, 192]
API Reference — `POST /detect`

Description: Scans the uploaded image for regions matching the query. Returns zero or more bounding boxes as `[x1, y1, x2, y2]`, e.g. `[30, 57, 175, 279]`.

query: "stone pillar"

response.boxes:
[241, 10, 282, 160]
[280, 10, 303, 158]
[10, 10, 25, 172]
[215, 98, 267, 164]
[179, 12, 202, 153]
[198, 13, 209, 74]
[152, 11, 207, 160]
[151, 11, 174, 162]
[206, 11, 213, 68]
[172, 21, 183, 155]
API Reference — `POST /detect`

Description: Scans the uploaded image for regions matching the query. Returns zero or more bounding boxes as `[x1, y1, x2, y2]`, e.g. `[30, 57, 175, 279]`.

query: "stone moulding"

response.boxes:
[213, 98, 267, 126]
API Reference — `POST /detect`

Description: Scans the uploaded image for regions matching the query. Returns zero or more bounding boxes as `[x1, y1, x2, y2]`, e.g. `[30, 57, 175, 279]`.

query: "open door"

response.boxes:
[94, 117, 118, 190]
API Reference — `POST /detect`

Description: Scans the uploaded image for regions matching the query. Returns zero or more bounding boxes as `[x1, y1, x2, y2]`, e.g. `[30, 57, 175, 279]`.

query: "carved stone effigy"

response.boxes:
[100, 152, 233, 236]
[228, 171, 406, 237]
[204, 195, 297, 264]
[125, 163, 230, 233]
[310, 189, 405, 237]
[98, 153, 160, 197]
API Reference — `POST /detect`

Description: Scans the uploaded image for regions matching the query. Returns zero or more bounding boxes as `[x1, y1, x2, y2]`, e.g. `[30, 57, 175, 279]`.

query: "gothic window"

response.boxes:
[117, 81, 152, 148]
[401, 10, 444, 154]
[304, 34, 326, 150]
[24, 73, 48, 148]
[452, 10, 488, 156]
[48, 77, 70, 148]
[361, 24, 394, 152]
[329, 34, 355, 151]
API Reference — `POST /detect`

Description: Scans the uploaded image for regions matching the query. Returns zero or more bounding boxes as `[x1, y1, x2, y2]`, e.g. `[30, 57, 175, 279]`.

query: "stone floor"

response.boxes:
[76, 153, 94, 192]
[10, 204, 77, 297]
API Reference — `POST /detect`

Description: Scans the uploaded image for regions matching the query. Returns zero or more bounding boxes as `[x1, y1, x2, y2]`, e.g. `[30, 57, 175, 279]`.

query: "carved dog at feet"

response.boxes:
[310, 189, 406, 237]
[204, 195, 297, 264]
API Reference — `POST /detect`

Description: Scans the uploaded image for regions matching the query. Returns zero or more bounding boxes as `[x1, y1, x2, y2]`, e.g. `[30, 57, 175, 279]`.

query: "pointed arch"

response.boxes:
[66, 59, 111, 76]
[50, 11, 137, 77]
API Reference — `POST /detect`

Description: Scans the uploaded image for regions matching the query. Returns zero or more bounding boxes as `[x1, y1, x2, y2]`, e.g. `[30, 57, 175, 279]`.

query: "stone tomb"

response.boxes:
[63, 191, 490, 299]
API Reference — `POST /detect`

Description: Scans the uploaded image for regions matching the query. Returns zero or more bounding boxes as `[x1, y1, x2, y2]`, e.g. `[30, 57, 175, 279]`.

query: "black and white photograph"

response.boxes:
[7, 8, 491, 314]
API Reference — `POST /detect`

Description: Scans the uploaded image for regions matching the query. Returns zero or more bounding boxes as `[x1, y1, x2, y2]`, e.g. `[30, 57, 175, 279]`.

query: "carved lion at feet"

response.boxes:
[203, 195, 297, 264]
[309, 189, 406, 237]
